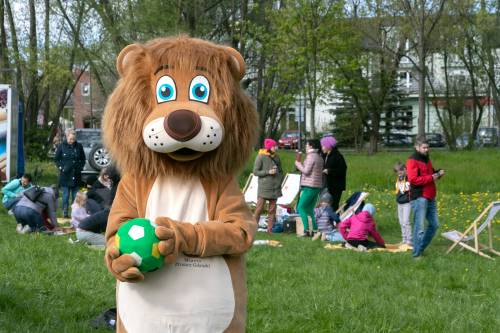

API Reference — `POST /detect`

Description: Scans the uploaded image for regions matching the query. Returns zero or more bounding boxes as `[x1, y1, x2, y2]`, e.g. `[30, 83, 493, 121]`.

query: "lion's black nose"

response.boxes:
[164, 109, 201, 142]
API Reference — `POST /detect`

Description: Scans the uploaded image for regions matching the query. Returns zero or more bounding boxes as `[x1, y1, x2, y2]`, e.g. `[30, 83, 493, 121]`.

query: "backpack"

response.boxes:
[23, 186, 45, 203]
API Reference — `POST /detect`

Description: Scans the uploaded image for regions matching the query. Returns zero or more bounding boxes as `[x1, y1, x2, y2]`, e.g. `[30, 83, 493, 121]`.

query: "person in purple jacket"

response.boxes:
[339, 203, 386, 250]
[295, 139, 324, 237]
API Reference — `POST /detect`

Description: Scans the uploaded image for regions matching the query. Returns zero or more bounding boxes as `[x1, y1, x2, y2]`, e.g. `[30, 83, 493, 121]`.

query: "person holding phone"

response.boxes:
[406, 136, 445, 258]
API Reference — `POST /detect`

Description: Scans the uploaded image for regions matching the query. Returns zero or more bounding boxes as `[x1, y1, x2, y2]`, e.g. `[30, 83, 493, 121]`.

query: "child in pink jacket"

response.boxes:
[339, 203, 385, 250]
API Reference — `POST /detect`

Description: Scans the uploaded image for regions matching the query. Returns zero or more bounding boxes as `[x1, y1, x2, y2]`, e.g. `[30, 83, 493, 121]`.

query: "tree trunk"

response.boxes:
[90, 0, 128, 54]
[4, 0, 25, 105]
[43, 0, 50, 128]
[465, 47, 484, 141]
[368, 112, 380, 155]
[26, 0, 39, 131]
[310, 102, 316, 138]
[417, 4, 426, 138]
[47, 2, 85, 148]
[0, 0, 9, 83]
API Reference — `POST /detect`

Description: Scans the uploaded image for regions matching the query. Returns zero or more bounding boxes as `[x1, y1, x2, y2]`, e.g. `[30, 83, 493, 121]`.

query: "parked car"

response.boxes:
[75, 128, 111, 185]
[477, 127, 499, 147]
[278, 130, 304, 149]
[426, 133, 446, 147]
[383, 133, 412, 147]
[456, 133, 479, 149]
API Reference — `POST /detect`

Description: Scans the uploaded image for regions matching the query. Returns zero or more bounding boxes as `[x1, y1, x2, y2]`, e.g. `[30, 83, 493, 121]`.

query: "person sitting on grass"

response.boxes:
[1, 173, 33, 211]
[338, 203, 385, 251]
[13, 186, 59, 234]
[75, 164, 121, 247]
[86, 168, 113, 214]
[71, 191, 90, 229]
[312, 192, 341, 241]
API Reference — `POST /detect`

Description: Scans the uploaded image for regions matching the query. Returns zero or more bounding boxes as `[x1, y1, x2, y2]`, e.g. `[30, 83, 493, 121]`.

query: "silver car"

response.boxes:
[75, 129, 111, 185]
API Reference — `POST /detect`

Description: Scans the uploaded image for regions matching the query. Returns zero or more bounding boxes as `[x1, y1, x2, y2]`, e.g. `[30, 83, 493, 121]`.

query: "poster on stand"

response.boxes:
[0, 84, 15, 182]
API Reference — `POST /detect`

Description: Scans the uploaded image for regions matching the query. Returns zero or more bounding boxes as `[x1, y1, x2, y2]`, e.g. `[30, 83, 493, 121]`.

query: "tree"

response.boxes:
[330, 0, 406, 154]
[331, 90, 365, 150]
[400, 0, 447, 137]
[0, 0, 9, 82]
[274, 0, 342, 138]
[427, 0, 499, 149]
[470, 0, 500, 130]
[242, 1, 304, 143]
[381, 83, 413, 142]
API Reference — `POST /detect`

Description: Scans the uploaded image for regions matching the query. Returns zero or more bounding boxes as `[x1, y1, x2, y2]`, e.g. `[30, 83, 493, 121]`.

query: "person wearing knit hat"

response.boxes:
[312, 191, 341, 241]
[295, 139, 324, 237]
[264, 138, 278, 150]
[253, 138, 283, 233]
[320, 136, 347, 211]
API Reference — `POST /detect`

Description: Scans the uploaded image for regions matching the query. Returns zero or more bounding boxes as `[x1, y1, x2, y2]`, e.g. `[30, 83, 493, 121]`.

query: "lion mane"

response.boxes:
[102, 36, 258, 181]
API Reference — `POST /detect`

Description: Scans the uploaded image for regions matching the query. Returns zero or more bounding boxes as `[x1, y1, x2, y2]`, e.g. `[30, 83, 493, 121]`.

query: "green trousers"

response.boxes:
[297, 186, 321, 232]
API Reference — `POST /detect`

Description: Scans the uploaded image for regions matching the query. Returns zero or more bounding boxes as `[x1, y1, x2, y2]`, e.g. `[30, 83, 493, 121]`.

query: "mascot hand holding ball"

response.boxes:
[103, 37, 258, 333]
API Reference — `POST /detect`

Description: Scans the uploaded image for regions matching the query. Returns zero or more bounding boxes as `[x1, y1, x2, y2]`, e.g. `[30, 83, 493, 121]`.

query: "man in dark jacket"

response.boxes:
[55, 129, 86, 218]
[253, 138, 283, 233]
[406, 136, 445, 258]
[320, 136, 347, 211]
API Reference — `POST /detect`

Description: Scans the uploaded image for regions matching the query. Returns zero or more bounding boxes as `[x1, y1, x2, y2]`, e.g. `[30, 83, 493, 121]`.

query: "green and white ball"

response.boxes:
[116, 218, 164, 272]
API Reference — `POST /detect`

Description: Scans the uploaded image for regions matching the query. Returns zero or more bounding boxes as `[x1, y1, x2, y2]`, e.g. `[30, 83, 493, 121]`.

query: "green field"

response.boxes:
[1, 149, 499, 332]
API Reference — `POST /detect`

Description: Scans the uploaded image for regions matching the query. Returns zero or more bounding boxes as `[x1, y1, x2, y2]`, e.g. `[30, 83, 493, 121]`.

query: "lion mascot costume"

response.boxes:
[102, 36, 258, 333]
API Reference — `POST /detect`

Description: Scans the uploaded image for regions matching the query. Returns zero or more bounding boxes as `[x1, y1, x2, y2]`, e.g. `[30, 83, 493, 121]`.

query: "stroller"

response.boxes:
[336, 191, 369, 221]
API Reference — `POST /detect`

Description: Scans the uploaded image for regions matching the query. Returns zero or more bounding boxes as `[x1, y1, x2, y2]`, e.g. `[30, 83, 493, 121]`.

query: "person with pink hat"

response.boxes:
[320, 136, 347, 211]
[253, 138, 284, 233]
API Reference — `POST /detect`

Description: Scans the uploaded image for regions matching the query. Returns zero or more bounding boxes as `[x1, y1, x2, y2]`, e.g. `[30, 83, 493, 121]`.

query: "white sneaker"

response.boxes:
[20, 225, 32, 234]
[357, 245, 368, 252]
[345, 242, 355, 250]
[16, 224, 23, 233]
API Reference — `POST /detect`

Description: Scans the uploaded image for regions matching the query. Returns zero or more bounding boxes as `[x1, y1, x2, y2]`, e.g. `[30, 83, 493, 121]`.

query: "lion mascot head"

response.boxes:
[103, 36, 258, 181]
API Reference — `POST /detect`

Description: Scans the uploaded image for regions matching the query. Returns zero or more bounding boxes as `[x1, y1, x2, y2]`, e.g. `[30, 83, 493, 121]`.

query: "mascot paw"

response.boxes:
[106, 246, 145, 283]
[155, 226, 178, 264]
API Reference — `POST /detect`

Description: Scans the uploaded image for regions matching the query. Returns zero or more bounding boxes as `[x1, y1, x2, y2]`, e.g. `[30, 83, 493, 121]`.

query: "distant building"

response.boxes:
[63, 68, 106, 129]
[285, 48, 499, 137]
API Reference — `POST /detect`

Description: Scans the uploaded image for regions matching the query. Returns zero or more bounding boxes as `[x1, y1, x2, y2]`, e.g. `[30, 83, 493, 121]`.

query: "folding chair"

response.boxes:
[243, 173, 301, 232]
[337, 192, 369, 221]
[277, 173, 301, 207]
[442, 201, 500, 260]
[242, 173, 259, 206]
[243, 173, 301, 206]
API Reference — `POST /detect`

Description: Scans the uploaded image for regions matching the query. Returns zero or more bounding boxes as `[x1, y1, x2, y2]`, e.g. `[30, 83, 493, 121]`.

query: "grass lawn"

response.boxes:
[1, 149, 499, 332]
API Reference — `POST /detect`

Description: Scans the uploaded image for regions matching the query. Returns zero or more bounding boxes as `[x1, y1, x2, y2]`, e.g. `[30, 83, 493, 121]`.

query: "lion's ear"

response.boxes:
[116, 44, 151, 77]
[224, 47, 246, 82]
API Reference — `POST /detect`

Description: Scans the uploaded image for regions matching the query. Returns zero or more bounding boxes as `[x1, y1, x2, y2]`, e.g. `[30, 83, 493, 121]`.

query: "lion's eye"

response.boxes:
[156, 75, 176, 103]
[189, 75, 210, 103]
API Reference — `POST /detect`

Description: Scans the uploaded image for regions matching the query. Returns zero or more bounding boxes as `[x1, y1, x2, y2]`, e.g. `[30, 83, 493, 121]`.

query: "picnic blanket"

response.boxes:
[57, 217, 71, 225]
[324, 243, 412, 253]
[47, 219, 76, 235]
[253, 240, 282, 247]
